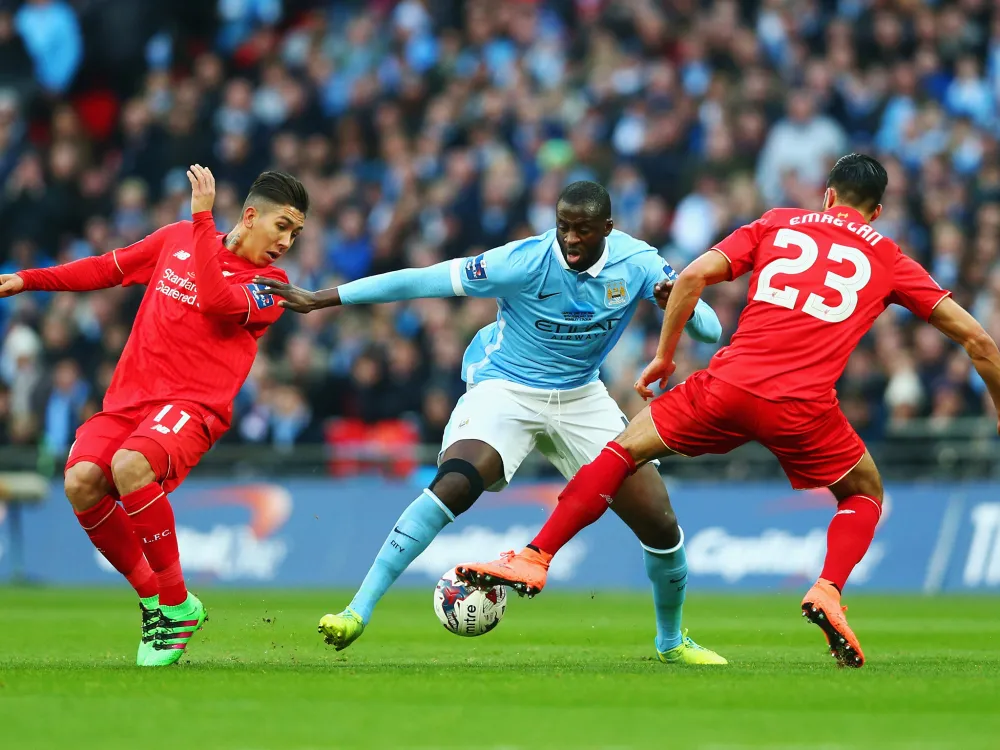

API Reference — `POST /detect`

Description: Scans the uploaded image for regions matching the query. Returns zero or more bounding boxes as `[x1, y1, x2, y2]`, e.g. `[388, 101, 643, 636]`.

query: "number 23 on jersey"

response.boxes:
[753, 228, 872, 324]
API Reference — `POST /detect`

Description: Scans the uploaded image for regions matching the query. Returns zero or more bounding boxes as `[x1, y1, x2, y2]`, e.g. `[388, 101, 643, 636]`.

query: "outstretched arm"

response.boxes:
[0, 226, 166, 296]
[255, 243, 529, 313]
[0, 255, 121, 296]
[253, 260, 462, 313]
[636, 250, 731, 399]
[929, 297, 1000, 433]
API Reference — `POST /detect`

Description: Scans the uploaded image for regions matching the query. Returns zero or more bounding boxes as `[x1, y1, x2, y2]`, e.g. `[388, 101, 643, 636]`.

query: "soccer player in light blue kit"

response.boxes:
[255, 181, 728, 664]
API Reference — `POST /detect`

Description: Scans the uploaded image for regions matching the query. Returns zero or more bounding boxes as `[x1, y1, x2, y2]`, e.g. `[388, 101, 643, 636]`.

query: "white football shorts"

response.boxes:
[439, 378, 653, 491]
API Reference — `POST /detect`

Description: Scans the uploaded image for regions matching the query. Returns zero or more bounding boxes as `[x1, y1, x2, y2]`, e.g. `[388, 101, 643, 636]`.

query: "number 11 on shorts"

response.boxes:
[152, 405, 190, 434]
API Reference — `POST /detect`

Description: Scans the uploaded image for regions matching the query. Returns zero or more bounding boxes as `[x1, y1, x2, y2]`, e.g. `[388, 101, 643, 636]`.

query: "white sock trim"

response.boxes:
[640, 526, 685, 555]
[423, 488, 455, 522]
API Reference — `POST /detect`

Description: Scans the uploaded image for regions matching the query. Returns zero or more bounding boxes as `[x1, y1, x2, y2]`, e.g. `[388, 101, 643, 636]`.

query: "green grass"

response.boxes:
[2, 588, 999, 749]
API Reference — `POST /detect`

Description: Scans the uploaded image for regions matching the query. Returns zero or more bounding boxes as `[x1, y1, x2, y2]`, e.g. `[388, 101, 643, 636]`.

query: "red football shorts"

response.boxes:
[66, 402, 215, 494]
[649, 370, 866, 490]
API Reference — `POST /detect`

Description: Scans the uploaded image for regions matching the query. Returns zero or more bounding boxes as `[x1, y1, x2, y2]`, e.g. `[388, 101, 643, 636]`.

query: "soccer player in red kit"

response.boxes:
[457, 154, 1000, 667]
[0, 166, 307, 666]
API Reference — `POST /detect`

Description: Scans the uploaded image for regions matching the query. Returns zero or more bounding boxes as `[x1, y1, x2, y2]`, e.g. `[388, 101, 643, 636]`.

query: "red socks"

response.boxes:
[75, 495, 158, 599]
[531, 442, 637, 555]
[820, 494, 882, 591]
[122, 482, 188, 606]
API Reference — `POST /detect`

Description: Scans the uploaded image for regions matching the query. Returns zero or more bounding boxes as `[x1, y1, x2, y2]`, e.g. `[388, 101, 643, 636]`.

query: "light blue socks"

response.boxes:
[348, 489, 454, 623]
[642, 529, 687, 653]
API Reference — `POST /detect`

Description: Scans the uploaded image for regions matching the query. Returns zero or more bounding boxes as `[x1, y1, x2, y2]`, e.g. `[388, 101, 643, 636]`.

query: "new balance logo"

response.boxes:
[222, 270, 235, 277]
[835, 509, 856, 516]
[600, 494, 614, 505]
[173, 250, 191, 260]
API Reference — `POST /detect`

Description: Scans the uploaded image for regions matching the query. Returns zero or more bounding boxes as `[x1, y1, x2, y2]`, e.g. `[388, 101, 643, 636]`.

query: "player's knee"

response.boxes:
[833, 454, 884, 504]
[110, 449, 156, 495]
[642, 508, 681, 550]
[429, 459, 485, 516]
[616, 408, 667, 464]
[867, 473, 884, 504]
[64, 463, 112, 512]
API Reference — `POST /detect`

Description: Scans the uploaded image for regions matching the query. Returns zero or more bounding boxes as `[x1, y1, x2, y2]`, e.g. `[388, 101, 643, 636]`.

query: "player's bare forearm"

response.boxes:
[251, 278, 337, 312]
[930, 298, 1000, 427]
[635, 251, 731, 399]
[969, 340, 1000, 412]
[634, 278, 701, 399]
[658, 251, 730, 356]
[657, 271, 703, 360]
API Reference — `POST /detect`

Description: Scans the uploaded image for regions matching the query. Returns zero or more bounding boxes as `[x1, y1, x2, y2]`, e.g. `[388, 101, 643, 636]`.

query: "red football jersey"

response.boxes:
[708, 206, 950, 403]
[101, 220, 285, 432]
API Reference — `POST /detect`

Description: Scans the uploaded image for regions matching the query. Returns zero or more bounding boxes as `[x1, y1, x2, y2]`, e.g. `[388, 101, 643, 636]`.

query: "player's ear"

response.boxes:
[823, 188, 835, 211]
[604, 218, 613, 236]
[242, 205, 257, 229]
[870, 203, 882, 222]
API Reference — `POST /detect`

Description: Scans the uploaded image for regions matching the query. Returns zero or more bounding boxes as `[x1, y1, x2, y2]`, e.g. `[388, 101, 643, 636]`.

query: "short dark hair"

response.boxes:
[558, 180, 612, 220]
[245, 171, 309, 214]
[826, 154, 887, 213]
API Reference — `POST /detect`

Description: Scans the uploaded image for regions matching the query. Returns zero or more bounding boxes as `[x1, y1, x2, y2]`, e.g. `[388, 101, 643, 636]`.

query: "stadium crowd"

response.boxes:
[0, 0, 998, 458]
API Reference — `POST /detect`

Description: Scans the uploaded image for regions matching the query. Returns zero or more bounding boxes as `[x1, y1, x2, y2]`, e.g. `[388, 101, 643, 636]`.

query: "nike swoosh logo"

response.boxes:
[537, 291, 560, 300]
[669, 577, 687, 584]
[394, 527, 420, 543]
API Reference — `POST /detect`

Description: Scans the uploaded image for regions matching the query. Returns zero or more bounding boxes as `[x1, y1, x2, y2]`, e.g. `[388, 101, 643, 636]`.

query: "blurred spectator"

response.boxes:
[0, 10, 34, 102]
[0, 0, 998, 459]
[14, 0, 82, 94]
[756, 89, 848, 206]
[35, 357, 89, 453]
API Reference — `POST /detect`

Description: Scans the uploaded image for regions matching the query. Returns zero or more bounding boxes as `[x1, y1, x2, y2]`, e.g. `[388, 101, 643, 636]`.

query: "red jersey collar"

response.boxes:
[824, 206, 866, 224]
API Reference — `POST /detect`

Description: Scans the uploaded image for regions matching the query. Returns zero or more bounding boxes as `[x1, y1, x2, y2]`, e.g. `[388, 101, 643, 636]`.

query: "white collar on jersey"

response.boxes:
[551, 234, 609, 277]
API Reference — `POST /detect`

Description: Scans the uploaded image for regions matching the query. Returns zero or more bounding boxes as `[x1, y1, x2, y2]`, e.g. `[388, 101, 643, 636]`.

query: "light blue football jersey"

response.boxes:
[449, 229, 698, 389]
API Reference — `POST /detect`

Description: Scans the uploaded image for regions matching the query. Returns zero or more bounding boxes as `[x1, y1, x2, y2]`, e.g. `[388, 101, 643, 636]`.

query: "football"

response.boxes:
[433, 567, 507, 636]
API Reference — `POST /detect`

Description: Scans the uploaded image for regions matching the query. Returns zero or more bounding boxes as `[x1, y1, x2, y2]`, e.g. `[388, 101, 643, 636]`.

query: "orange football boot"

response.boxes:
[456, 547, 552, 598]
[801, 578, 865, 668]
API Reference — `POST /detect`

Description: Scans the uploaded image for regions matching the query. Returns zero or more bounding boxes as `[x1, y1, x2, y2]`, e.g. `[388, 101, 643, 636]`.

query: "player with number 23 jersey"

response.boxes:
[660, 203, 949, 489]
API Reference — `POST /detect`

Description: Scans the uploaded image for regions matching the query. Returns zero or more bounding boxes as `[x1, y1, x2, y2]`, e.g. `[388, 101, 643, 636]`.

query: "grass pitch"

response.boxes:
[1, 588, 999, 749]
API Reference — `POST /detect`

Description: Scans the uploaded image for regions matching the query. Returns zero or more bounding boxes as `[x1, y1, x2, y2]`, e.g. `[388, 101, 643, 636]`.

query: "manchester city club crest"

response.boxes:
[604, 279, 629, 307]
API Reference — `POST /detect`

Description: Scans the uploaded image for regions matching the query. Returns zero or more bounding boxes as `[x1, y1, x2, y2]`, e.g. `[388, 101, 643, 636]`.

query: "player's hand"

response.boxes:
[187, 164, 216, 215]
[252, 276, 319, 313]
[653, 279, 673, 310]
[634, 356, 675, 400]
[0, 273, 25, 298]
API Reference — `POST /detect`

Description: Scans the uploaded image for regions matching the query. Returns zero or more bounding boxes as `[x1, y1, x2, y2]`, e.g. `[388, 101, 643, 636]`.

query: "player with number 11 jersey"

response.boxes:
[0, 166, 309, 667]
